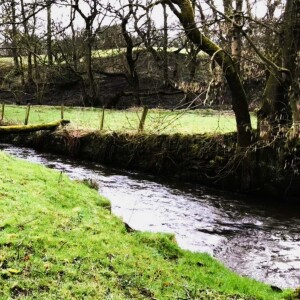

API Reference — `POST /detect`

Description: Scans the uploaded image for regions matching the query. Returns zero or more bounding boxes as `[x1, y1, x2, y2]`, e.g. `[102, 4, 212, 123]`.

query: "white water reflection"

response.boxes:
[101, 179, 226, 254]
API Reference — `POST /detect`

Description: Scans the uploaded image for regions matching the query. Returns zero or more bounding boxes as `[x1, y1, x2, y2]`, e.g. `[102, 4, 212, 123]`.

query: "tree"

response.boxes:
[257, 0, 300, 138]
[119, 2, 141, 106]
[165, 0, 252, 148]
[20, 0, 34, 86]
[46, 0, 53, 65]
[133, 2, 170, 87]
[289, 0, 300, 134]
[0, 0, 21, 75]
[230, 0, 243, 74]
[71, 0, 106, 105]
[10, 0, 20, 74]
[162, 2, 169, 86]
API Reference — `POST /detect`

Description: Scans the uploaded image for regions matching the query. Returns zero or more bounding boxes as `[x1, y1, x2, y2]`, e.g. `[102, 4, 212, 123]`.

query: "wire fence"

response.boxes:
[0, 103, 249, 135]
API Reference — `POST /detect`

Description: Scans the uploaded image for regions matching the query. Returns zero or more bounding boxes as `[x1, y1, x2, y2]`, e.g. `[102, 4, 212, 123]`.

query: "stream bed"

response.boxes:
[1, 143, 300, 289]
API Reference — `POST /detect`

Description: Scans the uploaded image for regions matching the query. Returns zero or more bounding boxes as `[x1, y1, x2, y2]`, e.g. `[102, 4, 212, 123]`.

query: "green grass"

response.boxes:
[0, 49, 126, 65]
[1, 105, 257, 135]
[0, 49, 122, 66]
[0, 47, 207, 65]
[0, 151, 293, 299]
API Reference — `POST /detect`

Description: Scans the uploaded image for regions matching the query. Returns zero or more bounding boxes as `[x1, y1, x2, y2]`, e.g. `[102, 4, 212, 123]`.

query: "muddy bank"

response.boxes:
[1, 129, 299, 199]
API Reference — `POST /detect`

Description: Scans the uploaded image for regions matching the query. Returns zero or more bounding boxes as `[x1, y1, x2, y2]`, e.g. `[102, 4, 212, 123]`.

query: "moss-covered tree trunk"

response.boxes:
[167, 0, 252, 148]
[0, 120, 69, 134]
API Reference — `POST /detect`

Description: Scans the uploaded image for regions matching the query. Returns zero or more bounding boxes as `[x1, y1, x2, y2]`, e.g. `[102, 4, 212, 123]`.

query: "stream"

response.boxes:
[1, 143, 300, 289]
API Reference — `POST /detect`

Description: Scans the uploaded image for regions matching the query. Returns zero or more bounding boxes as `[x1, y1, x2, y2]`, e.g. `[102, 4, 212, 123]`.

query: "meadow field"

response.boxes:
[1, 105, 257, 135]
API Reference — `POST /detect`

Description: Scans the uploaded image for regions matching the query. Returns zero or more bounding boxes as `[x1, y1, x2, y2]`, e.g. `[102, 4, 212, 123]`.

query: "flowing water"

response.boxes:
[1, 143, 300, 289]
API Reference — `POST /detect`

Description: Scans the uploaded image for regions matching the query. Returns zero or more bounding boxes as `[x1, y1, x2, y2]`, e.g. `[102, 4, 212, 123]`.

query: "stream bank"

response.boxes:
[1, 128, 300, 200]
[3, 149, 286, 299]
[2, 143, 300, 290]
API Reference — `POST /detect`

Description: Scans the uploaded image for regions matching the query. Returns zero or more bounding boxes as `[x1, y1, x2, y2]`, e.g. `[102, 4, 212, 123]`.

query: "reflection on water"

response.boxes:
[1, 143, 300, 289]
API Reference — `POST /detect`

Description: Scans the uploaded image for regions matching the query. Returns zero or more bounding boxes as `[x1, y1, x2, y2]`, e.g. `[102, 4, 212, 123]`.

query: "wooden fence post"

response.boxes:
[61, 104, 64, 120]
[100, 107, 105, 131]
[24, 104, 31, 125]
[138, 106, 148, 132]
[1, 103, 4, 121]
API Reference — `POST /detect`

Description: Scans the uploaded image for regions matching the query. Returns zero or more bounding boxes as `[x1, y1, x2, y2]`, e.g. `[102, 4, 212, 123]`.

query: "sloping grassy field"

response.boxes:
[0, 151, 293, 299]
[1, 105, 257, 135]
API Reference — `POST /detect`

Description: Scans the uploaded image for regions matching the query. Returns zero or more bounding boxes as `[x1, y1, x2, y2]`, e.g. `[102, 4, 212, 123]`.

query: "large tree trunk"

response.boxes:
[283, 0, 300, 135]
[167, 0, 252, 148]
[258, 0, 299, 138]
[231, 0, 243, 74]
[258, 71, 292, 138]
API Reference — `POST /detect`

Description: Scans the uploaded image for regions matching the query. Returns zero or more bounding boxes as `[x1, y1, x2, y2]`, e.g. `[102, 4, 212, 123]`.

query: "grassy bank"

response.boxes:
[0, 151, 293, 299]
[2, 105, 257, 135]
